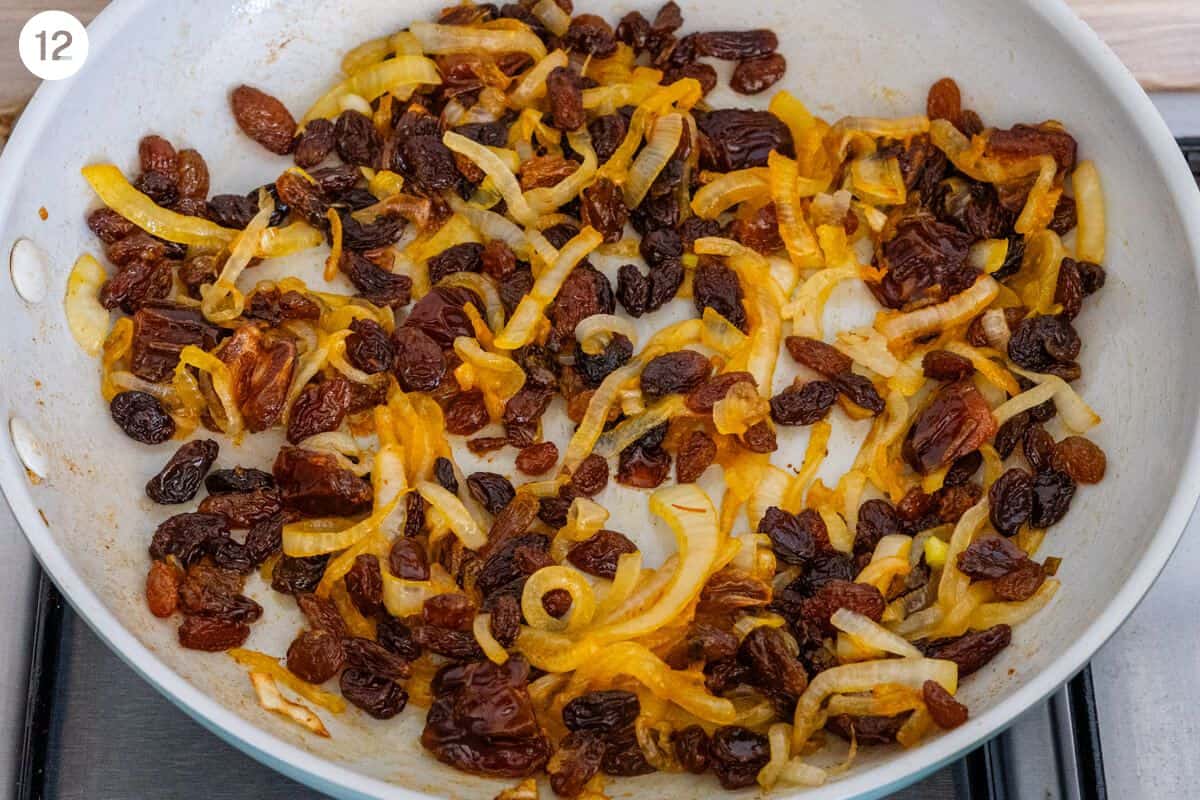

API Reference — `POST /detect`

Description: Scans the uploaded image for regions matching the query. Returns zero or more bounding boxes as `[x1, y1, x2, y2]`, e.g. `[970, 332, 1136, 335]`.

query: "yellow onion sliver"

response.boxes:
[576, 313, 639, 355]
[203, 193, 274, 322]
[382, 564, 458, 618]
[255, 222, 325, 258]
[757, 722, 794, 789]
[509, 50, 569, 107]
[174, 345, 244, 436]
[968, 238, 1010, 274]
[1015, 155, 1061, 235]
[690, 168, 771, 219]
[446, 196, 530, 263]
[595, 552, 643, 620]
[371, 443, 408, 534]
[228, 649, 346, 713]
[525, 129, 597, 214]
[282, 497, 399, 558]
[746, 466, 791, 531]
[938, 499, 989, 609]
[409, 21, 547, 60]
[896, 706, 935, 748]
[779, 758, 828, 788]
[444, 131, 538, 225]
[416, 481, 487, 550]
[826, 687, 925, 717]
[64, 254, 111, 356]
[836, 327, 924, 394]
[1007, 365, 1101, 432]
[550, 497, 609, 562]
[531, 0, 570, 35]
[943, 340, 1020, 396]
[780, 419, 832, 513]
[877, 274, 1000, 344]
[82, 165, 235, 248]
[521, 565, 597, 633]
[769, 90, 816, 146]
[992, 379, 1057, 427]
[495, 226, 603, 349]
[792, 658, 958, 748]
[1073, 160, 1105, 262]
[849, 155, 906, 206]
[831, 608, 922, 658]
[969, 579, 1060, 629]
[768, 151, 822, 268]
[787, 264, 860, 338]
[474, 614, 510, 664]
[1015, 228, 1066, 315]
[341, 36, 392, 76]
[564, 359, 644, 470]
[623, 113, 684, 209]
[301, 55, 441, 123]
[453, 337, 526, 415]
[100, 319, 135, 401]
[315, 532, 387, 598]
[712, 381, 769, 436]
[596, 395, 686, 458]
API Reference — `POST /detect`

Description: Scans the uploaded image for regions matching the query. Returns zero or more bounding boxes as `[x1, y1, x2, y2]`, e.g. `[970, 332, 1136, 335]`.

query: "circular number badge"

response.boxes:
[19, 11, 89, 81]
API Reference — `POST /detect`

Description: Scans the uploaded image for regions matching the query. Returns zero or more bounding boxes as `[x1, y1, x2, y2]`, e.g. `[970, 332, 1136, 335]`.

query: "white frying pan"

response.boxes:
[1, 0, 1198, 797]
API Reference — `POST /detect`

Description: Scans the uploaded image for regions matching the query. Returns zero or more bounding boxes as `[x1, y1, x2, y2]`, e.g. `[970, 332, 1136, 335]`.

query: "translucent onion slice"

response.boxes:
[382, 564, 458, 618]
[849, 155, 906, 205]
[521, 565, 596, 633]
[508, 50, 568, 107]
[549, 497, 609, 562]
[255, 222, 325, 258]
[1073, 160, 1105, 263]
[779, 758, 828, 788]
[855, 534, 912, 592]
[494, 226, 603, 349]
[896, 706, 935, 748]
[768, 151, 822, 267]
[835, 327, 924, 395]
[1013, 228, 1066, 315]
[1006, 366, 1101, 432]
[82, 165, 235, 249]
[769, 90, 816, 147]
[301, 55, 441, 123]
[876, 274, 999, 344]
[690, 168, 771, 219]
[598, 79, 701, 183]
[967, 238, 1010, 274]
[447, 195, 532, 261]
[575, 313, 639, 355]
[174, 345, 244, 437]
[747, 466, 791, 531]
[228, 649, 346, 712]
[409, 21, 547, 60]
[64, 254, 111, 356]
[580, 68, 664, 113]
[595, 395, 686, 457]
[341, 36, 392, 76]
[978, 308, 1013, 351]
[416, 481, 487, 549]
[282, 496, 399, 557]
[531, 0, 570, 35]
[474, 613, 510, 664]
[942, 340, 1020, 395]
[439, 272, 505, 333]
[1014, 155, 1061, 234]
[828, 115, 930, 158]
[712, 381, 769, 436]
[786, 264, 861, 338]
[938, 500, 989, 609]
[826, 685, 924, 717]
[315, 532, 387, 598]
[792, 658, 958, 748]
[248, 672, 329, 737]
[202, 193, 274, 322]
[831, 608, 922, 658]
[970, 579, 1060, 628]
[623, 113, 683, 209]
[453, 336, 526, 418]
[780, 419, 832, 513]
[594, 551, 643, 620]
[757, 722, 793, 789]
[444, 131, 538, 226]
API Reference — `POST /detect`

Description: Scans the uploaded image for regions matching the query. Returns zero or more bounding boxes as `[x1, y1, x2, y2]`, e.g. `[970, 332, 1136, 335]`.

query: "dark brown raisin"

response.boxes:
[730, 53, 786, 94]
[389, 537, 430, 581]
[391, 327, 446, 392]
[616, 263, 651, 317]
[343, 637, 411, 679]
[517, 155, 579, 191]
[480, 240, 517, 280]
[1030, 469, 1076, 527]
[926, 78, 962, 126]
[273, 446, 373, 517]
[294, 118, 336, 168]
[423, 592, 477, 630]
[467, 436, 510, 455]
[770, 380, 838, 426]
[406, 286, 483, 347]
[198, 487, 282, 528]
[206, 467, 273, 495]
[271, 554, 329, 595]
[698, 567, 771, 614]
[297, 594, 347, 638]
[826, 714, 909, 745]
[244, 286, 321, 324]
[616, 10, 651, 48]
[693, 30, 777, 60]
[588, 114, 629, 164]
[685, 371, 755, 413]
[1008, 315, 1081, 373]
[138, 135, 178, 180]
[134, 169, 178, 206]
[943, 451, 982, 488]
[640, 350, 713, 400]
[286, 628, 345, 683]
[340, 250, 412, 308]
[145, 439, 218, 504]
[485, 593, 521, 648]
[923, 350, 974, 381]
[1077, 260, 1106, 294]
[988, 468, 1033, 535]
[397, 134, 462, 192]
[695, 108, 793, 171]
[468, 472, 516, 514]
[993, 559, 1046, 601]
[334, 110, 382, 167]
[987, 124, 1077, 171]
[178, 615, 249, 651]
[516, 442, 558, 475]
[569, 454, 609, 497]
[563, 690, 640, 733]
[241, 514, 282, 565]
[429, 242, 484, 284]
[994, 411, 1031, 459]
[934, 482, 983, 524]
[344, 554, 383, 616]
[739, 626, 808, 701]
[664, 62, 718, 96]
[740, 420, 778, 453]
[541, 588, 572, 618]
[921, 624, 1011, 677]
[957, 535, 1027, 579]
[504, 385, 555, 426]
[87, 207, 139, 244]
[676, 430, 717, 483]
[146, 560, 181, 617]
[729, 203, 784, 254]
[574, 334, 633, 388]
[341, 668, 408, 719]
[549, 731, 605, 797]
[673, 725, 710, 774]
[759, 507, 826, 564]
[567, 530, 638, 579]
[924, 680, 969, 729]
[230, 85, 296, 155]
[376, 617, 421, 661]
[444, 390, 490, 436]
[344, 318, 394, 375]
[617, 440, 671, 488]
[1054, 256, 1085, 320]
[785, 336, 852, 376]
[903, 379, 997, 472]
[855, 498, 901, 556]
[548, 265, 615, 350]
[1051, 436, 1106, 484]
[709, 726, 769, 790]
[546, 66, 586, 132]
[579, 178, 628, 243]
[430, 457, 458, 495]
[111, 391, 175, 444]
[286, 376, 352, 444]
[693, 258, 748, 331]
[832, 372, 886, 414]
[601, 726, 656, 777]
[206, 194, 258, 228]
[802, 580, 886, 631]
[273, 170, 329, 228]
[563, 14, 617, 56]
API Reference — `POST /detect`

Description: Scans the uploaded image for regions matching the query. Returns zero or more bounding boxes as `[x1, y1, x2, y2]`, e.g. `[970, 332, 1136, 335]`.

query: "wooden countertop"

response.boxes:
[0, 1, 1197, 109]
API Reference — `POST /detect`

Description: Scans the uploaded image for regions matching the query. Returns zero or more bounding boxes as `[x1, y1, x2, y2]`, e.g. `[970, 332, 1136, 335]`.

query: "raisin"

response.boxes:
[1030, 469, 1076, 527]
[993, 559, 1046, 601]
[698, 567, 770, 615]
[1053, 256, 1085, 320]
[741, 626, 808, 699]
[389, 537, 431, 582]
[897, 487, 936, 523]
[311, 164, 363, 196]
[616, 264, 651, 317]
[333, 110, 382, 167]
[769, 380, 838, 426]
[111, 391, 175, 445]
[664, 62, 718, 96]
[178, 616, 250, 651]
[574, 335, 633, 389]
[135, 170, 179, 206]
[987, 124, 1077, 171]
[832, 372, 886, 414]
[566, 530, 638, 579]
[563, 14, 617, 56]
[145, 439, 218, 504]
[545, 67, 586, 132]
[294, 594, 346, 640]
[548, 265, 614, 350]
[286, 628, 345, 683]
[479, 593, 519, 648]
[854, 499, 901, 556]
[236, 514, 279, 566]
[685, 372, 755, 414]
[578, 178, 627, 243]
[342, 554, 383, 617]
[504, 385, 555, 427]
[903, 379, 997, 472]
[423, 593, 477, 630]
[218, 326, 296, 433]
[273, 170, 329, 228]
[826, 714, 909, 745]
[923, 680, 969, 729]
[568, 454, 609, 497]
[879, 215, 976, 307]
[403, 493, 428, 539]
[468, 472, 516, 514]
[957, 535, 1027, 579]
[391, 327, 447, 392]
[802, 580, 886, 630]
[138, 134, 178, 180]
[675, 430, 717, 483]
[340, 668, 408, 719]
[601, 727, 655, 777]
[589, 114, 629, 164]
[406, 286, 482, 347]
[922, 350, 974, 382]
[709, 726, 769, 790]
[514, 442, 558, 476]
[129, 302, 221, 382]
[926, 78, 962, 126]
[468, 436, 510, 455]
[342, 318, 393, 376]
[87, 207, 139, 244]
[693, 258, 748, 330]
[729, 203, 784, 254]
[639, 229, 682, 270]
[206, 194, 258, 228]
[693, 29, 777, 59]
[985, 468, 1032, 536]
[274, 446, 373, 517]
[198, 487, 282, 528]
[397, 134, 462, 192]
[994, 412, 1031, 459]
[340, 250, 412, 308]
[541, 588, 573, 619]
[695, 109, 793, 171]
[205, 467, 273, 495]
[146, 560, 182, 617]
[640, 350, 713, 400]
[549, 731, 605, 797]
[934, 482, 982, 524]
[426, 458, 456, 496]
[230, 85, 296, 155]
[740, 420, 778, 453]
[730, 53, 786, 94]
[1008, 314, 1080, 373]
[783, 336, 849, 376]
[616, 10, 651, 48]
[343, 637, 411, 680]
[1076, 260, 1106, 294]
[921, 625, 1011, 677]
[293, 118, 336, 168]
[285, 377, 351, 444]
[428, 242, 484, 285]
[499, 269, 534, 315]
[1051, 436, 1106, 484]
[271, 554, 329, 595]
[563, 690, 640, 733]
[617, 440, 671, 488]
[444, 390, 490, 436]
[759, 507, 825, 564]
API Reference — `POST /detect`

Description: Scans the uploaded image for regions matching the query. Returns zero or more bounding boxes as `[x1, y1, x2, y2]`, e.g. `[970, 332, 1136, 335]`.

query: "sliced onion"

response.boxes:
[877, 275, 999, 344]
[301, 55, 441, 123]
[595, 552, 644, 620]
[938, 500, 989, 608]
[623, 113, 683, 209]
[942, 340, 1020, 395]
[382, 564, 457, 617]
[64, 254, 111, 356]
[444, 131, 538, 225]
[341, 36, 392, 75]
[712, 381, 769, 436]
[563, 360, 643, 470]
[494, 226, 603, 349]
[780, 419, 832, 513]
[968, 238, 1011, 274]
[849, 155, 906, 205]
[446, 196, 530, 262]
[768, 151, 822, 267]
[991, 378, 1057, 427]
[978, 308, 1013, 351]
[596, 395, 686, 457]
[549, 497, 609, 562]
[409, 21, 547, 60]
[202, 192, 274, 322]
[769, 90, 817, 147]
[247, 672, 329, 737]
[416, 481, 487, 549]
[757, 722, 793, 789]
[296, 431, 374, 476]
[508, 49, 568, 107]
[229, 649, 346, 713]
[828, 115, 930, 158]
[896, 706, 935, 748]
[786, 264, 861, 338]
[1073, 160, 1105, 263]
[792, 658, 958, 748]
[1007, 366, 1101, 432]
[690, 168, 771, 219]
[282, 496, 399, 558]
[174, 345, 243, 436]
[779, 758, 828, 788]
[82, 165, 234, 249]
[832, 608, 922, 658]
[836, 327, 924, 395]
[254, 222, 325, 258]
[970, 579, 1060, 629]
[315, 532, 387, 598]
[474, 614, 510, 664]
[700, 307, 748, 355]
[1014, 155, 1061, 234]
[747, 466, 792, 531]
[575, 313, 639, 355]
[531, 0, 570, 35]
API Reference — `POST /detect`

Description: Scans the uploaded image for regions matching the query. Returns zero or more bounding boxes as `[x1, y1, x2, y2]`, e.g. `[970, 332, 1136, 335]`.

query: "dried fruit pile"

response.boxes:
[70, 0, 1109, 794]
